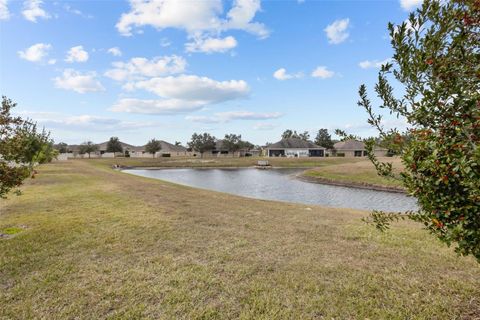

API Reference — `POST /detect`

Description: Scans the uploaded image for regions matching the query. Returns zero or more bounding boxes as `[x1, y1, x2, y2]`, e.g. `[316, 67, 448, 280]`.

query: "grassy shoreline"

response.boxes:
[95, 156, 404, 192]
[302, 157, 405, 191]
[1, 159, 479, 318]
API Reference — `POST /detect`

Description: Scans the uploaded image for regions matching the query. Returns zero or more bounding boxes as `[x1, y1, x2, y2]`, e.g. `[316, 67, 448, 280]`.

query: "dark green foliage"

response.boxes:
[315, 129, 334, 149]
[55, 142, 69, 153]
[106, 137, 123, 153]
[357, 0, 480, 261]
[145, 139, 162, 158]
[0, 96, 54, 198]
[79, 141, 98, 158]
[188, 133, 216, 158]
[281, 129, 310, 141]
[223, 134, 243, 156]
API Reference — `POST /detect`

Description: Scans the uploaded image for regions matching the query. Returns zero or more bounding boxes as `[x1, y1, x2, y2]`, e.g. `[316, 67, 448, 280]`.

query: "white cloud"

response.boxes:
[186, 36, 237, 53]
[224, 0, 269, 38]
[358, 58, 392, 69]
[112, 75, 249, 114]
[186, 110, 282, 123]
[0, 0, 10, 20]
[48, 59, 56, 65]
[65, 45, 89, 63]
[22, 0, 50, 22]
[107, 47, 122, 57]
[116, 0, 222, 36]
[253, 122, 277, 130]
[18, 43, 51, 62]
[324, 18, 349, 44]
[53, 69, 105, 94]
[127, 75, 249, 104]
[399, 0, 423, 11]
[64, 4, 93, 19]
[110, 98, 204, 114]
[160, 38, 171, 47]
[20, 111, 156, 131]
[104, 55, 186, 81]
[273, 68, 302, 80]
[311, 66, 335, 79]
[116, 0, 269, 39]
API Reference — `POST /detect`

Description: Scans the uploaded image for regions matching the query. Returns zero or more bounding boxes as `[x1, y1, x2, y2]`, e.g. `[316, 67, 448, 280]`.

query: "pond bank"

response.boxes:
[296, 173, 406, 194]
[123, 167, 417, 211]
[120, 165, 406, 194]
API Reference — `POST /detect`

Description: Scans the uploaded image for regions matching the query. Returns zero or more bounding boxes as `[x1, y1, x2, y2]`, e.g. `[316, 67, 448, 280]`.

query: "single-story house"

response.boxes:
[60, 140, 191, 158]
[266, 138, 325, 157]
[200, 140, 257, 157]
[132, 140, 191, 158]
[332, 140, 388, 157]
[97, 141, 144, 157]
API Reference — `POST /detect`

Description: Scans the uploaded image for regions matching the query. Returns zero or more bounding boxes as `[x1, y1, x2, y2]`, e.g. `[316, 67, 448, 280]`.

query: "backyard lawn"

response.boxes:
[1, 159, 479, 319]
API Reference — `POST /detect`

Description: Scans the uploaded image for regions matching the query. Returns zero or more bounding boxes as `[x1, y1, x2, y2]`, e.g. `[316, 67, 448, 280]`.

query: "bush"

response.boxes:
[357, 0, 480, 261]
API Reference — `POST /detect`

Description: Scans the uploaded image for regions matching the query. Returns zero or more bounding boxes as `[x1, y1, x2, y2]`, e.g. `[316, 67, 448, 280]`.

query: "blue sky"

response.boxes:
[0, 0, 422, 145]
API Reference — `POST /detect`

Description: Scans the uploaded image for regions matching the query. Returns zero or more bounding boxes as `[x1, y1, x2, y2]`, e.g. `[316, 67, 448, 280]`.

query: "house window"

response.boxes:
[354, 150, 362, 157]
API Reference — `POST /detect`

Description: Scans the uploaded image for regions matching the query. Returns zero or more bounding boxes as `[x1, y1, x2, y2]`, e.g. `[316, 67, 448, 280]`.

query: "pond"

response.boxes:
[123, 168, 418, 212]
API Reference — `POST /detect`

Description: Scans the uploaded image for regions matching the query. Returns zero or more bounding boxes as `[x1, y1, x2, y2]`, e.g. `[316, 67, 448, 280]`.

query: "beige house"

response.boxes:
[332, 140, 388, 157]
[196, 140, 257, 158]
[266, 138, 325, 157]
[60, 140, 191, 158]
[132, 140, 192, 158]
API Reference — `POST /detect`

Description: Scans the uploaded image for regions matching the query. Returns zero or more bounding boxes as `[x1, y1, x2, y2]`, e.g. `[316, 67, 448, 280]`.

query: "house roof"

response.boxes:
[154, 140, 188, 153]
[214, 139, 253, 151]
[333, 139, 388, 151]
[268, 138, 325, 149]
[97, 141, 144, 152]
[73, 140, 188, 153]
[333, 140, 365, 150]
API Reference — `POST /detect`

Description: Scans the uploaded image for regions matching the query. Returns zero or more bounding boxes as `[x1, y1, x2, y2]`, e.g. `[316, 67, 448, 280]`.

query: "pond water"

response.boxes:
[124, 168, 418, 212]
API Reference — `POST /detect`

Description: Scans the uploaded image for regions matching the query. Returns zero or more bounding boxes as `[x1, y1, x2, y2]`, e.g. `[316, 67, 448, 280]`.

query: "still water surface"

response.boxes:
[124, 168, 418, 212]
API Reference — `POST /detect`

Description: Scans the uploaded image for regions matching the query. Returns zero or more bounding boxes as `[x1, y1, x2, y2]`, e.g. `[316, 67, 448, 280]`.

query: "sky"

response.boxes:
[0, 0, 422, 146]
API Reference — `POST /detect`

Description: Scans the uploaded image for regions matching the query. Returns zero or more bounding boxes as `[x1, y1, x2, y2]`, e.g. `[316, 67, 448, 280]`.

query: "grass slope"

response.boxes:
[1, 160, 479, 319]
[86, 156, 364, 169]
[303, 158, 404, 189]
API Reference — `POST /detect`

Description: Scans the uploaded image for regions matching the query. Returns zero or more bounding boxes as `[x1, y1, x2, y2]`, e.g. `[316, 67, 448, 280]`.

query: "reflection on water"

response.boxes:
[124, 168, 418, 212]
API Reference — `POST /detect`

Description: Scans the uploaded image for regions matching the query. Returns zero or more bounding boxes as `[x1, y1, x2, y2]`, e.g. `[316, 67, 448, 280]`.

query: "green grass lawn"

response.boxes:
[1, 160, 479, 319]
[303, 157, 404, 189]
[86, 155, 365, 169]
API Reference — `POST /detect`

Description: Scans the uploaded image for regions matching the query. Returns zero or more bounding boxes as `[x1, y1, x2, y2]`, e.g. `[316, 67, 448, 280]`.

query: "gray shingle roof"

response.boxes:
[97, 141, 144, 152]
[333, 140, 365, 150]
[268, 138, 325, 149]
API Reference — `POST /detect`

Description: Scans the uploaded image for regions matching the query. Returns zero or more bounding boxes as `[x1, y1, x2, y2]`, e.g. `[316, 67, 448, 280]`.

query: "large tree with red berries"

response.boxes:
[357, 0, 480, 261]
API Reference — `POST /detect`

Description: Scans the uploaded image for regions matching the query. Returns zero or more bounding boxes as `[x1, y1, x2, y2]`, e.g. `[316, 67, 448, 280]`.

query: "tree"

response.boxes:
[298, 131, 310, 141]
[242, 141, 255, 151]
[79, 141, 98, 158]
[175, 141, 182, 146]
[188, 133, 216, 158]
[281, 129, 310, 141]
[315, 129, 334, 149]
[0, 96, 54, 198]
[106, 137, 123, 155]
[353, 0, 480, 261]
[56, 142, 69, 153]
[145, 139, 162, 158]
[223, 134, 243, 157]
